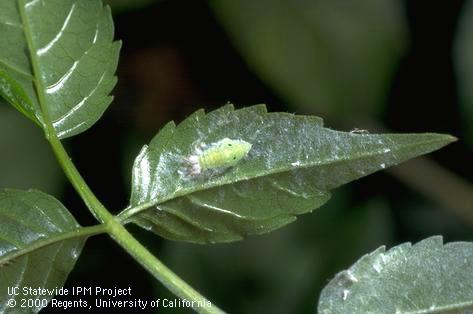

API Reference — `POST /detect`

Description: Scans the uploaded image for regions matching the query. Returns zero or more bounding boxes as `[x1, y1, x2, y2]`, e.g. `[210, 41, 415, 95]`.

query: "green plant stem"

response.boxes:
[108, 223, 226, 314]
[48, 136, 116, 223]
[18, 1, 226, 311]
[49, 136, 226, 314]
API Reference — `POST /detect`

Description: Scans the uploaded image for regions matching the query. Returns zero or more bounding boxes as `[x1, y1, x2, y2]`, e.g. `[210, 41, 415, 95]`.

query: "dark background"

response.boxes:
[2, 0, 472, 313]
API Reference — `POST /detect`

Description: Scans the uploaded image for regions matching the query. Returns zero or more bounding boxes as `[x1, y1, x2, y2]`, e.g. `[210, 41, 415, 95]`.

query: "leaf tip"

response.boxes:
[445, 134, 459, 143]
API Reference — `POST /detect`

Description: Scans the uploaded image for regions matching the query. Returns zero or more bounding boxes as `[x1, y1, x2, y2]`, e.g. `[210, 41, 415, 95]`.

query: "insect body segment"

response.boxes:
[186, 138, 252, 176]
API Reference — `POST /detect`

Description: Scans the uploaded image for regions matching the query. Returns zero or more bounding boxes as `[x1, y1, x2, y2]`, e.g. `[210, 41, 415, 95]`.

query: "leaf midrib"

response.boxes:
[123, 133, 453, 220]
[17, 0, 55, 136]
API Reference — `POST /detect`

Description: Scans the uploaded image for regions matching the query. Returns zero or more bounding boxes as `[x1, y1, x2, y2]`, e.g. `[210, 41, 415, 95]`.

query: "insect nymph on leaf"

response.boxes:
[180, 138, 252, 177]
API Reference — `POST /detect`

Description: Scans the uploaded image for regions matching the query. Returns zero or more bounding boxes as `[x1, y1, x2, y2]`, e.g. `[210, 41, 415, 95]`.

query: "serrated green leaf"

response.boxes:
[318, 236, 473, 314]
[122, 105, 455, 244]
[0, 0, 120, 138]
[209, 0, 406, 120]
[0, 189, 84, 314]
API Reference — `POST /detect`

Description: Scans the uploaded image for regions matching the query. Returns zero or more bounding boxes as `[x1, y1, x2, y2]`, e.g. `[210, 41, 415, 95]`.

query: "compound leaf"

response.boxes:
[0, 0, 120, 138]
[0, 189, 85, 314]
[318, 236, 473, 313]
[122, 105, 455, 243]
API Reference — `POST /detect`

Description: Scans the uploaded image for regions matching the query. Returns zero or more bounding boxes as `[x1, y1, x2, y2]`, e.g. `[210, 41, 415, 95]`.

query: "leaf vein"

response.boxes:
[45, 60, 78, 94]
[0, 209, 47, 237]
[0, 58, 33, 79]
[0, 19, 22, 29]
[37, 3, 76, 56]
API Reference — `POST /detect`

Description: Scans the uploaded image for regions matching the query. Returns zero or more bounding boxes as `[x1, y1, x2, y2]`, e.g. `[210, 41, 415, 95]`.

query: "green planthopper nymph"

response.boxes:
[182, 138, 252, 177]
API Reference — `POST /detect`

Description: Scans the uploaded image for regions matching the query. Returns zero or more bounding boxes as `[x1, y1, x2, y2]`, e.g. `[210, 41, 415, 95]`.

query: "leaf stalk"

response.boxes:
[18, 1, 225, 312]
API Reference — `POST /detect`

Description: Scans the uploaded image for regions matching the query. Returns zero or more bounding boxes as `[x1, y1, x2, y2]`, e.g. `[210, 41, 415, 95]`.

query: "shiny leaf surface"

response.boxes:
[0, 189, 84, 314]
[318, 236, 473, 313]
[123, 105, 455, 243]
[0, 0, 120, 138]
